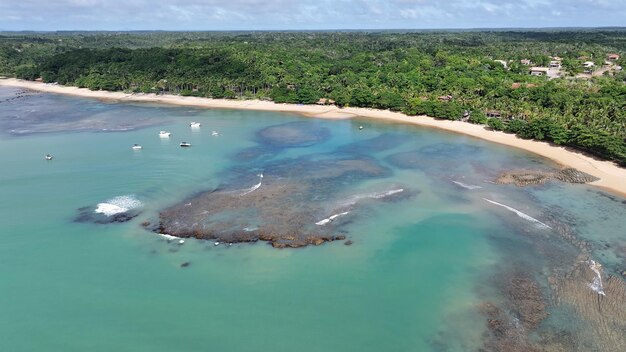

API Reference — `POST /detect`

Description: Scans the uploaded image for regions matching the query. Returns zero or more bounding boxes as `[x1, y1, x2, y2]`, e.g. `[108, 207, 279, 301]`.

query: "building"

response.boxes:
[530, 67, 549, 76]
[549, 61, 561, 69]
[520, 59, 532, 66]
[582, 61, 595, 74]
[316, 98, 335, 105]
[607, 53, 620, 61]
[437, 95, 453, 102]
[486, 110, 502, 119]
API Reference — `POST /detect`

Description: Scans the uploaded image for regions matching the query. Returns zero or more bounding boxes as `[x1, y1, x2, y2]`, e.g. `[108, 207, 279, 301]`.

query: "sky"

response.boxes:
[0, 0, 625, 31]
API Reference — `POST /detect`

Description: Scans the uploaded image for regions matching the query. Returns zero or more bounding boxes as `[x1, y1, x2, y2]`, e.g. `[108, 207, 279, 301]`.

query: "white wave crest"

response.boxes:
[94, 195, 142, 217]
[369, 189, 404, 199]
[316, 211, 351, 226]
[240, 173, 263, 196]
[157, 233, 178, 241]
[452, 180, 483, 190]
[343, 188, 405, 207]
[587, 260, 606, 296]
[482, 198, 551, 229]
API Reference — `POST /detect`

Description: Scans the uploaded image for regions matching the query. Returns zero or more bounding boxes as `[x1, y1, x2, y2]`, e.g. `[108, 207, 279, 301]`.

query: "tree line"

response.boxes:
[1, 30, 625, 164]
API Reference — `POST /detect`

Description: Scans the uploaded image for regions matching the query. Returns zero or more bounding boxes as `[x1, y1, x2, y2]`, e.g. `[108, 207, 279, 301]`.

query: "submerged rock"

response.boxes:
[337, 133, 411, 154]
[256, 121, 331, 148]
[155, 154, 411, 248]
[479, 274, 548, 352]
[75, 206, 141, 224]
[74, 195, 143, 224]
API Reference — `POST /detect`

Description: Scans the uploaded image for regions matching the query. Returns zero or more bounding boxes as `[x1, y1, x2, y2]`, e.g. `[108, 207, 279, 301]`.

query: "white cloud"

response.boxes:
[0, 0, 625, 30]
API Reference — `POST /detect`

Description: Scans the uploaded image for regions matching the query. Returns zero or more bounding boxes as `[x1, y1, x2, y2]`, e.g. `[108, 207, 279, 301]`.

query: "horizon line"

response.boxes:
[2, 26, 626, 33]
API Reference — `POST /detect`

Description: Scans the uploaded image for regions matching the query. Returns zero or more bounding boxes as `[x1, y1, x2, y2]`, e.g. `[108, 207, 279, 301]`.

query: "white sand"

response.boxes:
[2, 78, 625, 196]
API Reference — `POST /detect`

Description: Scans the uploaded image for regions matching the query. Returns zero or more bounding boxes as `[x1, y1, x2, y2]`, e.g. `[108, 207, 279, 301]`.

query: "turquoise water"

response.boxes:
[1, 87, 625, 351]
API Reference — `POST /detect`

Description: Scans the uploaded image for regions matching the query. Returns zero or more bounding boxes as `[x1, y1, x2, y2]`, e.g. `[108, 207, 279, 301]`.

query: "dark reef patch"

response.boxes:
[386, 143, 483, 171]
[74, 206, 141, 224]
[256, 121, 331, 148]
[156, 154, 410, 248]
[336, 133, 411, 154]
[233, 145, 277, 162]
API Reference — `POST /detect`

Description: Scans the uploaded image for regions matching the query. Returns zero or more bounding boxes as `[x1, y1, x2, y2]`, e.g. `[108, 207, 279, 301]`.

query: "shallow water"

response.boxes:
[1, 87, 625, 351]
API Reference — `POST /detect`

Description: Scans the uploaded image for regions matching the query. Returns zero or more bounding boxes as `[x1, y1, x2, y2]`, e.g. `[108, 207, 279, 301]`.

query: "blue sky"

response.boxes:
[1, 0, 625, 31]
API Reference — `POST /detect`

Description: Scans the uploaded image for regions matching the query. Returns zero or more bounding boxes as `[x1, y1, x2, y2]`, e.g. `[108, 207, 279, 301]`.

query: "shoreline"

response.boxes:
[2, 78, 625, 197]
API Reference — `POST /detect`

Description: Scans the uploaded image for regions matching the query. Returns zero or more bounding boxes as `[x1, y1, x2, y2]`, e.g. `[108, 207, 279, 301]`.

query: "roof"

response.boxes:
[530, 67, 549, 72]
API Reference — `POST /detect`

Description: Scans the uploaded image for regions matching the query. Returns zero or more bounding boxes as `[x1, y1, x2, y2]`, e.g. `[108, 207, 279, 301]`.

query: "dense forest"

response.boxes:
[1, 30, 625, 164]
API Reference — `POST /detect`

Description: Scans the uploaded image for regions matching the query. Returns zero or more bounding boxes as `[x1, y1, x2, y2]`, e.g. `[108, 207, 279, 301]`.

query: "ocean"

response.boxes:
[1, 86, 625, 351]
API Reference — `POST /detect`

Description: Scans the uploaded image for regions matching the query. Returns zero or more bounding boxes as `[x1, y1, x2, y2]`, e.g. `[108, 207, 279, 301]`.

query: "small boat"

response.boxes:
[190, 122, 201, 128]
[211, 131, 220, 136]
[159, 131, 171, 138]
[45, 154, 53, 160]
[132, 144, 143, 150]
[180, 142, 192, 147]
[359, 125, 364, 130]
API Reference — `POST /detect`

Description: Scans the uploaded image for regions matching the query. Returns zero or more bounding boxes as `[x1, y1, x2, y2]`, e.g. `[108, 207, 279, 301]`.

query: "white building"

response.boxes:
[530, 67, 549, 76]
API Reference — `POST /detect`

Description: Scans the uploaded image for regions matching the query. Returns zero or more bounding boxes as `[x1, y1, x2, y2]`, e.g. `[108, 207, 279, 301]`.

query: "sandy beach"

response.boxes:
[2, 78, 625, 196]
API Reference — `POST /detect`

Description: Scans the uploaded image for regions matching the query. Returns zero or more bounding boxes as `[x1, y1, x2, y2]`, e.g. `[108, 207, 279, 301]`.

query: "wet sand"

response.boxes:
[2, 78, 625, 197]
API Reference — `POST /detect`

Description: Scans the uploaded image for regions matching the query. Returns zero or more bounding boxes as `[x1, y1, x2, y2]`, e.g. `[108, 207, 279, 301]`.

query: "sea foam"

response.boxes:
[240, 173, 263, 196]
[587, 260, 606, 296]
[343, 188, 405, 206]
[452, 180, 483, 190]
[482, 198, 551, 229]
[316, 211, 351, 226]
[94, 195, 143, 217]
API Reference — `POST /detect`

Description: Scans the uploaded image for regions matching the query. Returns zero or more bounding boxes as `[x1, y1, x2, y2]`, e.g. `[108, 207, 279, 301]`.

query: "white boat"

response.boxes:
[190, 122, 201, 128]
[45, 154, 53, 160]
[159, 131, 171, 138]
[211, 131, 220, 136]
[180, 142, 192, 147]
[132, 144, 143, 150]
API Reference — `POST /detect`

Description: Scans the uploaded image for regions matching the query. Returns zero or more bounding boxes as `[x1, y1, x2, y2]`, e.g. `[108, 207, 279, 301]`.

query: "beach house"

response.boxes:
[530, 67, 549, 76]
[316, 98, 335, 105]
[583, 61, 595, 74]
[607, 53, 620, 61]
[486, 110, 502, 119]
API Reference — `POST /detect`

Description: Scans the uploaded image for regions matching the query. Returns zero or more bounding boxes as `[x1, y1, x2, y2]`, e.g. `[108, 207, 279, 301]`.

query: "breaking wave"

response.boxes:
[240, 173, 263, 196]
[343, 188, 405, 207]
[587, 260, 606, 296]
[94, 195, 143, 217]
[452, 180, 482, 190]
[482, 198, 551, 229]
[157, 233, 178, 240]
[316, 211, 351, 226]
